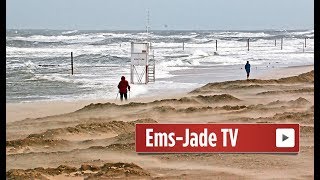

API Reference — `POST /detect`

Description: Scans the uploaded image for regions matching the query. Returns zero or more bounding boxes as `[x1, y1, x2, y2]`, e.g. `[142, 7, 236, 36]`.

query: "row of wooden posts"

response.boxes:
[182, 37, 308, 51]
[70, 38, 308, 75]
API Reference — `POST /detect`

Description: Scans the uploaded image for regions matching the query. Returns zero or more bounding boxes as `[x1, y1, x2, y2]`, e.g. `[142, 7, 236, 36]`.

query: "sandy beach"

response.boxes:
[6, 65, 314, 179]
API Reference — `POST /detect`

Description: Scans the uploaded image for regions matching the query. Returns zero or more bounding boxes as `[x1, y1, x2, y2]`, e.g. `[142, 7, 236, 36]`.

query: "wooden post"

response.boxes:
[281, 38, 283, 50]
[131, 65, 134, 84]
[305, 38, 307, 47]
[303, 43, 305, 53]
[182, 42, 184, 50]
[215, 40, 218, 51]
[145, 65, 148, 84]
[71, 52, 73, 75]
[275, 39, 276, 46]
[247, 38, 249, 51]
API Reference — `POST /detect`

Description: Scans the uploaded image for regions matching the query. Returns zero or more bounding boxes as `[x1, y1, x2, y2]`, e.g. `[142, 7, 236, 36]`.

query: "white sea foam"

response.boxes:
[6, 30, 314, 102]
[61, 30, 79, 35]
[7, 34, 105, 44]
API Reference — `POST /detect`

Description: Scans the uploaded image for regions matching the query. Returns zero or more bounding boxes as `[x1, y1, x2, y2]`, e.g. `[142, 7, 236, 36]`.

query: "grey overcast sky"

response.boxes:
[6, 0, 314, 30]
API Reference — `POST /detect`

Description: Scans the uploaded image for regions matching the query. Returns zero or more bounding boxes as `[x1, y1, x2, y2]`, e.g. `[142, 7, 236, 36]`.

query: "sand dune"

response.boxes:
[190, 70, 313, 94]
[6, 69, 314, 179]
[256, 87, 314, 95]
[6, 163, 150, 180]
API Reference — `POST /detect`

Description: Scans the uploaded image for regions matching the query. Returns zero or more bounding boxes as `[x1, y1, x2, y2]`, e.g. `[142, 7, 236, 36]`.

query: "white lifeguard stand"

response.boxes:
[130, 9, 155, 84]
[130, 42, 155, 84]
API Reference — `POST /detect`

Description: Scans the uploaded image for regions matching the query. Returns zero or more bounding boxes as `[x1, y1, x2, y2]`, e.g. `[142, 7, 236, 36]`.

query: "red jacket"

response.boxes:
[118, 79, 130, 93]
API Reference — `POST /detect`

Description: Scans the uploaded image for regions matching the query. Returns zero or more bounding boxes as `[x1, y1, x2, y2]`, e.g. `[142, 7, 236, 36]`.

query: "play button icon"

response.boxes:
[276, 128, 295, 147]
[282, 134, 289, 141]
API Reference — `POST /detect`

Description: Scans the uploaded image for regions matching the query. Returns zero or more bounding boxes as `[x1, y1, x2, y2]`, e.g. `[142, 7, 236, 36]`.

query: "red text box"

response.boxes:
[135, 124, 299, 153]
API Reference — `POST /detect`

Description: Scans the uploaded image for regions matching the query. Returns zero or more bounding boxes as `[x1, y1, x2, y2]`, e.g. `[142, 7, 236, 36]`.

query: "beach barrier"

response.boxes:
[216, 40, 218, 51]
[71, 52, 74, 75]
[305, 38, 307, 47]
[162, 37, 311, 52]
[31, 36, 312, 76]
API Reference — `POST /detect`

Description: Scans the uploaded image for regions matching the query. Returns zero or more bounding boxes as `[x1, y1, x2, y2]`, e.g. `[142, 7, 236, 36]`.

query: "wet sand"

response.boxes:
[6, 65, 313, 123]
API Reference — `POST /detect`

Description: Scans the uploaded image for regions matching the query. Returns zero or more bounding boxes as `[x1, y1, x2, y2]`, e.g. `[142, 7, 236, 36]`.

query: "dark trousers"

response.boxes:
[120, 93, 127, 101]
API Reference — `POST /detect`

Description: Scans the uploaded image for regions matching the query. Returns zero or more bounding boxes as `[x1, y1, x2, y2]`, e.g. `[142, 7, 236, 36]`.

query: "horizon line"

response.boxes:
[6, 28, 314, 32]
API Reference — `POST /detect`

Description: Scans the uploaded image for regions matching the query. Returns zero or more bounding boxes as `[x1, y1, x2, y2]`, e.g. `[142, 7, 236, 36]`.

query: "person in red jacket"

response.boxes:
[117, 76, 131, 101]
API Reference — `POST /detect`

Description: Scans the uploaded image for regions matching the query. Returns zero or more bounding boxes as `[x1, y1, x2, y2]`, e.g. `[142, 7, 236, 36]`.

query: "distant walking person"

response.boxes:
[245, 61, 251, 79]
[118, 76, 130, 101]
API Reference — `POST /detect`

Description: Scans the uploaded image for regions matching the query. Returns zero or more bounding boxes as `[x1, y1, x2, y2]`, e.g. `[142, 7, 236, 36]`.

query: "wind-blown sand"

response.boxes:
[6, 66, 314, 179]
